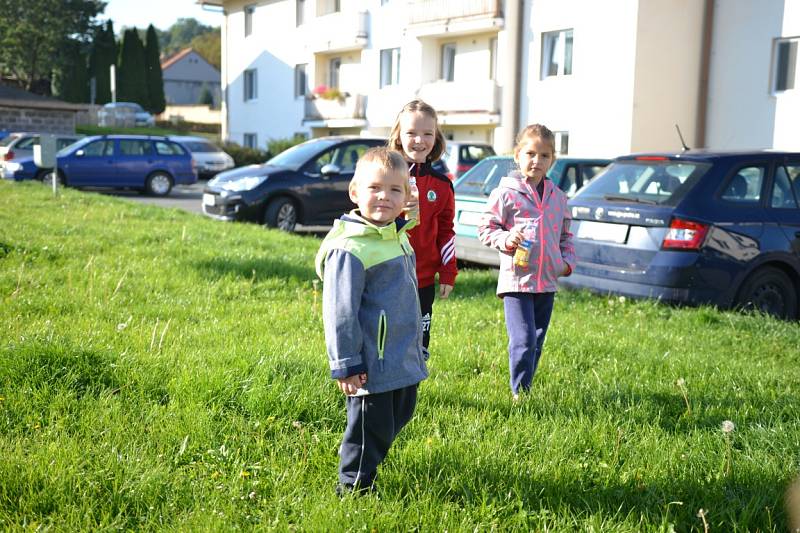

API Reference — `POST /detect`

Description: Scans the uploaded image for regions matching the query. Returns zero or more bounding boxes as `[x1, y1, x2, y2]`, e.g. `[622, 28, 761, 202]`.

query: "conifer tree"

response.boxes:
[117, 28, 149, 108]
[89, 21, 116, 104]
[144, 24, 166, 114]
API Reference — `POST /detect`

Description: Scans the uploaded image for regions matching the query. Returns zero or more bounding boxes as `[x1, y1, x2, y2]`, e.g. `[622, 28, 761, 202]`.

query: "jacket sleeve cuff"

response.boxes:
[330, 363, 367, 379]
[438, 272, 457, 286]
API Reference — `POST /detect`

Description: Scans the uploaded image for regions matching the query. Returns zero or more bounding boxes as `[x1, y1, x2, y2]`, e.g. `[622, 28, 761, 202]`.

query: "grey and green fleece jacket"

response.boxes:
[315, 211, 428, 396]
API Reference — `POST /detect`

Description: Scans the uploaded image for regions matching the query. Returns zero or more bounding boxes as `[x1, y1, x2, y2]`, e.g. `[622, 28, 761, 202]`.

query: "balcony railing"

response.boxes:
[306, 10, 368, 53]
[417, 80, 500, 116]
[304, 93, 366, 121]
[408, 0, 502, 25]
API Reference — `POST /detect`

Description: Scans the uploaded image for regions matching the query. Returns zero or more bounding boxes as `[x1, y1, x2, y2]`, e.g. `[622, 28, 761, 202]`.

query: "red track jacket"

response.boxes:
[408, 162, 458, 288]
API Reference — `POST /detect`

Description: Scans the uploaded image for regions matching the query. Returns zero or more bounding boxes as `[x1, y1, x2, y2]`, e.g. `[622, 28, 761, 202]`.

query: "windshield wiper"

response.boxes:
[602, 194, 658, 205]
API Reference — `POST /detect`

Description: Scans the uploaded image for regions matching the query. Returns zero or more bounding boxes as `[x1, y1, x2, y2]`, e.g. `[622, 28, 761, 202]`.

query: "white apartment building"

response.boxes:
[202, 0, 800, 156]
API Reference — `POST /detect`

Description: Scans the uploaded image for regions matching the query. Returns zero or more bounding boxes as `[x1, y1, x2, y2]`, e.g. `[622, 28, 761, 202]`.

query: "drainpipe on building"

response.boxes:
[499, 0, 524, 153]
[695, 0, 714, 148]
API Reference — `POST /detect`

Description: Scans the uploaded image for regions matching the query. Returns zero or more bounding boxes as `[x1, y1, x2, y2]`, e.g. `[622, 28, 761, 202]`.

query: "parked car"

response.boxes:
[169, 136, 234, 179]
[562, 150, 800, 319]
[453, 156, 612, 265]
[97, 102, 156, 127]
[202, 136, 385, 231]
[2, 138, 84, 181]
[0, 132, 83, 164]
[50, 135, 196, 196]
[442, 141, 496, 180]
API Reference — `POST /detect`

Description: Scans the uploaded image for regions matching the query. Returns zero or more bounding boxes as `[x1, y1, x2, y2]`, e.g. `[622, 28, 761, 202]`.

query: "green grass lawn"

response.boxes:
[1, 181, 798, 531]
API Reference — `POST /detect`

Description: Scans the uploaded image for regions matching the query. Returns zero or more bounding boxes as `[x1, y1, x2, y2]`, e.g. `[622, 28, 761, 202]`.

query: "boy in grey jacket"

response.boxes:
[315, 147, 427, 495]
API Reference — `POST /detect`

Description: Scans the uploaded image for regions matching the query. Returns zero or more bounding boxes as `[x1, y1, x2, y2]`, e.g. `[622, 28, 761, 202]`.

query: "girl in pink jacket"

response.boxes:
[477, 124, 576, 399]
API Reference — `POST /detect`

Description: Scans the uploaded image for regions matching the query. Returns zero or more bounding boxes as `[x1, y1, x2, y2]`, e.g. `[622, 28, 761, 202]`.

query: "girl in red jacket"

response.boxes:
[388, 99, 458, 358]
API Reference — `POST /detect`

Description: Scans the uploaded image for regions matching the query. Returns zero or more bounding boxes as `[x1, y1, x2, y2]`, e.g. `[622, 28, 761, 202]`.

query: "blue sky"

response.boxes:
[102, 0, 223, 31]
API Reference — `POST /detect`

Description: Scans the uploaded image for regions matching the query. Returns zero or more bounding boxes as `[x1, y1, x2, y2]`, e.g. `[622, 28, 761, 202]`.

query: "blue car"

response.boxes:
[453, 156, 612, 266]
[562, 150, 800, 319]
[1, 137, 84, 182]
[51, 135, 197, 196]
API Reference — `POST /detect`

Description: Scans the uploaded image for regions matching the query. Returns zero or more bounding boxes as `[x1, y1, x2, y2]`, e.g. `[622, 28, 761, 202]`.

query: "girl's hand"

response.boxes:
[337, 373, 367, 395]
[504, 227, 524, 250]
[439, 284, 453, 299]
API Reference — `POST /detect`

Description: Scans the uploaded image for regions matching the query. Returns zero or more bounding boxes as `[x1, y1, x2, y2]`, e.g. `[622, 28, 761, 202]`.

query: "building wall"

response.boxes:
[523, 0, 640, 157]
[706, 0, 784, 149]
[772, 0, 800, 150]
[0, 106, 75, 134]
[630, 0, 704, 152]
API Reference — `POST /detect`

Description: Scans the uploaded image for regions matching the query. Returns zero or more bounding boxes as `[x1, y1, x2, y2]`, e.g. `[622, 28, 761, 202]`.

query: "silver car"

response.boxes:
[170, 136, 234, 179]
[0, 132, 83, 166]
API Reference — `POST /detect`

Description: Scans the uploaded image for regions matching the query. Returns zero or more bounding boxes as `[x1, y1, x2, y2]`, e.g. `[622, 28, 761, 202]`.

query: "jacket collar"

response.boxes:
[407, 161, 433, 177]
[499, 171, 550, 200]
[338, 210, 417, 239]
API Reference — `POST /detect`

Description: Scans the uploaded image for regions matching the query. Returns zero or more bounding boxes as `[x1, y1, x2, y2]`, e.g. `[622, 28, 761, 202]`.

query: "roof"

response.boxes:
[0, 83, 85, 112]
[160, 48, 194, 70]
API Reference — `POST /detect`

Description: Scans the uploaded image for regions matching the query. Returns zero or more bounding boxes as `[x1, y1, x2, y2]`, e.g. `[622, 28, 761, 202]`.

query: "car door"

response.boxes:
[766, 159, 800, 264]
[117, 139, 154, 187]
[301, 141, 377, 223]
[64, 139, 116, 186]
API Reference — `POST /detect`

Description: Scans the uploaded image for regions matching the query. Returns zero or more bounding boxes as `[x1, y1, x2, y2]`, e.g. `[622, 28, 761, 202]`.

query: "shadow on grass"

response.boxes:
[194, 256, 316, 282]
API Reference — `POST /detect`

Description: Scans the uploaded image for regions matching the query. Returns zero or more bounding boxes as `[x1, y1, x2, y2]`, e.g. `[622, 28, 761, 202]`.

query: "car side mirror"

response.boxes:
[320, 163, 341, 177]
[75, 149, 85, 157]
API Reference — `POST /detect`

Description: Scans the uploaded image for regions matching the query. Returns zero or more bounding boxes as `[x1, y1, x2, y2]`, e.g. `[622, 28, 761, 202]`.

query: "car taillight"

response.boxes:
[3, 150, 13, 161]
[662, 218, 709, 250]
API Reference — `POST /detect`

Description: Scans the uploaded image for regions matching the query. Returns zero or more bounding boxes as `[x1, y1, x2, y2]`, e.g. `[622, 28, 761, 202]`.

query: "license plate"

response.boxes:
[202, 193, 217, 206]
[576, 220, 629, 243]
[458, 210, 483, 226]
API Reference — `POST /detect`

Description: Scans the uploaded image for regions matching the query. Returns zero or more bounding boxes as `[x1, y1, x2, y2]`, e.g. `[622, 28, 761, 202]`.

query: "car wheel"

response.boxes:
[146, 172, 173, 196]
[735, 266, 798, 319]
[38, 169, 65, 186]
[264, 197, 298, 232]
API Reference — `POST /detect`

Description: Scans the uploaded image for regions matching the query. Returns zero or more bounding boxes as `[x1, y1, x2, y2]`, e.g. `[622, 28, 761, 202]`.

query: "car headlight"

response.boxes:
[5, 162, 22, 172]
[217, 175, 268, 191]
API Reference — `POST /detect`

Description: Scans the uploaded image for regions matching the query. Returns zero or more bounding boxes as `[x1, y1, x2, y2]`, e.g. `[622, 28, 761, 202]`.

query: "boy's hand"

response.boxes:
[439, 284, 453, 299]
[337, 373, 367, 395]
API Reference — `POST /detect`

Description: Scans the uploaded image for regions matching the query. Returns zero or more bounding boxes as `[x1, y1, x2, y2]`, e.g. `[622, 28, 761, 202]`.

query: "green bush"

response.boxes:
[266, 135, 306, 158]
[220, 142, 269, 167]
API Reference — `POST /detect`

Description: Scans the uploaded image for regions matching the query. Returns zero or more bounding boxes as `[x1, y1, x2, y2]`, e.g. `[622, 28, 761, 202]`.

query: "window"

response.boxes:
[380, 48, 400, 88]
[296, 0, 305, 26]
[440, 43, 456, 81]
[335, 143, 372, 173]
[774, 37, 798, 92]
[154, 141, 186, 155]
[295, 64, 308, 98]
[244, 4, 255, 36]
[82, 140, 114, 156]
[244, 69, 257, 101]
[720, 166, 764, 203]
[329, 57, 341, 88]
[554, 131, 569, 155]
[541, 29, 573, 79]
[243, 134, 258, 149]
[489, 38, 498, 80]
[562, 166, 578, 196]
[119, 140, 153, 156]
[771, 165, 800, 208]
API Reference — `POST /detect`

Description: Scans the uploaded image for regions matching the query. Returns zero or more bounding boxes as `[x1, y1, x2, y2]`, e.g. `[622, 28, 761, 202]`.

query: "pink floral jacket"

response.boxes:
[477, 172, 576, 296]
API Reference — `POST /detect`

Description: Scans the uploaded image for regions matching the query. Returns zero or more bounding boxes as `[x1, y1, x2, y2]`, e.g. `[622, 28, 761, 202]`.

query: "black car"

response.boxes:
[562, 150, 800, 319]
[202, 136, 385, 231]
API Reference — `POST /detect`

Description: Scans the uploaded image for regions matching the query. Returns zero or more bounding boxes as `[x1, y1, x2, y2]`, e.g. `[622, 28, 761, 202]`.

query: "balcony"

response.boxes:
[306, 10, 369, 54]
[416, 80, 501, 125]
[407, 0, 503, 37]
[304, 93, 367, 126]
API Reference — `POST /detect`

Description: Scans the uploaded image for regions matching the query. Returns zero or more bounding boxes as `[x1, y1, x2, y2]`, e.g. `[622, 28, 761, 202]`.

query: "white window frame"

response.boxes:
[773, 36, 798, 92]
[295, 64, 308, 98]
[244, 4, 255, 37]
[243, 133, 258, 148]
[244, 69, 257, 101]
[440, 43, 456, 82]
[554, 131, 569, 155]
[541, 29, 573, 79]
[380, 48, 400, 88]
[329, 57, 341, 89]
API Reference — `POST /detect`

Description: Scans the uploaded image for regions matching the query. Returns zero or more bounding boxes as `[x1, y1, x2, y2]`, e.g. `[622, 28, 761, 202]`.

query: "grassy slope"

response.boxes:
[1, 181, 798, 531]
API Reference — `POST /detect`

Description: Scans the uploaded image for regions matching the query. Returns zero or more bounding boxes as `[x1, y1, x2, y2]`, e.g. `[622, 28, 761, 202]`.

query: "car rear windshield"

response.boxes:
[183, 141, 221, 153]
[573, 159, 712, 205]
[454, 158, 516, 196]
[0, 135, 22, 147]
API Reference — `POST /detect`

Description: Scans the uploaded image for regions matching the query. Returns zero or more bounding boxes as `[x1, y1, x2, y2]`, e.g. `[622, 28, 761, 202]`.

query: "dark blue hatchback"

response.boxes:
[562, 150, 800, 319]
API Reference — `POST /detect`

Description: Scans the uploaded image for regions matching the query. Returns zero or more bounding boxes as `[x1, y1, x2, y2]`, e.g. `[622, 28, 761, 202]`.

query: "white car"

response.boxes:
[171, 136, 234, 179]
[97, 102, 156, 127]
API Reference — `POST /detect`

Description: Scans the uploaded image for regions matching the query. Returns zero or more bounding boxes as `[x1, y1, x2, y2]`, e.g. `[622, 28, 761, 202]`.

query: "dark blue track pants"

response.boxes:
[503, 292, 555, 394]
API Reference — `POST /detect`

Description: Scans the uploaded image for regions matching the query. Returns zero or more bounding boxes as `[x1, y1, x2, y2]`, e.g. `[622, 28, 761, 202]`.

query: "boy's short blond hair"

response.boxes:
[349, 147, 410, 195]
